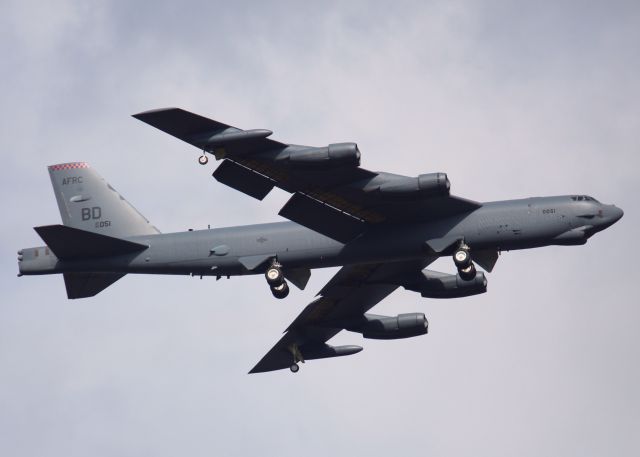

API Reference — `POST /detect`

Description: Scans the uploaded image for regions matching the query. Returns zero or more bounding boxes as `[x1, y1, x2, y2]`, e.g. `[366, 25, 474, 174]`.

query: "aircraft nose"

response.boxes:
[601, 204, 623, 228]
[610, 205, 624, 224]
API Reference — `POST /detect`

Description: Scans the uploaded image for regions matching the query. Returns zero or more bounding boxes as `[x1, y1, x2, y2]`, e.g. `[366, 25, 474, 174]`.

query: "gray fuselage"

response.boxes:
[18, 195, 623, 278]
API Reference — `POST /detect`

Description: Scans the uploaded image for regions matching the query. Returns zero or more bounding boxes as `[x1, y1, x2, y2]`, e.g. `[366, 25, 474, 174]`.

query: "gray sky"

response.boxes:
[1, 1, 639, 456]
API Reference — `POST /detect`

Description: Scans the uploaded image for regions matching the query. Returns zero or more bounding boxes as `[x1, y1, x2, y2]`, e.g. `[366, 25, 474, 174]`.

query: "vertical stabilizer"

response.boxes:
[48, 162, 160, 238]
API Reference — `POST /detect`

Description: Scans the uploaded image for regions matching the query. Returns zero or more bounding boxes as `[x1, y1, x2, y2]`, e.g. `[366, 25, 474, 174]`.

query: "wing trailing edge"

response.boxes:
[212, 160, 274, 200]
[279, 193, 366, 243]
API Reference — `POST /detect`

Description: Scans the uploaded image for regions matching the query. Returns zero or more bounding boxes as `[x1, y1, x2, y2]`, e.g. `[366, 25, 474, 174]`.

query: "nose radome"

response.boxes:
[609, 205, 624, 224]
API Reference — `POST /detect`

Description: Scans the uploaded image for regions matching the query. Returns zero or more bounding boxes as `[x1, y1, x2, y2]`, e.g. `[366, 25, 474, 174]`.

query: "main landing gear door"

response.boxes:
[424, 236, 461, 255]
[238, 254, 275, 271]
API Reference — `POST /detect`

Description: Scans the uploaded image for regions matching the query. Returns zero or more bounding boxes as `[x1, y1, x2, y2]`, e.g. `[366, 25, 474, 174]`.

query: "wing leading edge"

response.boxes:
[134, 108, 482, 243]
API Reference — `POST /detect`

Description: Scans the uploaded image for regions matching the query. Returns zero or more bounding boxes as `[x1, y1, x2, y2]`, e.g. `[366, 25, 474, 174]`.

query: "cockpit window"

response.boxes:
[570, 195, 599, 203]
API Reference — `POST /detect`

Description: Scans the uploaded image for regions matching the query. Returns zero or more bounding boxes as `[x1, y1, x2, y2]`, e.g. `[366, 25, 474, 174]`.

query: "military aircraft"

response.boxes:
[17, 108, 623, 374]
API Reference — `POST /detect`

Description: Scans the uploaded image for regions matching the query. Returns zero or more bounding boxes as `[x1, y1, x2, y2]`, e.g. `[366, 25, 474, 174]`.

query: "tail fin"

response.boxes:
[48, 162, 160, 237]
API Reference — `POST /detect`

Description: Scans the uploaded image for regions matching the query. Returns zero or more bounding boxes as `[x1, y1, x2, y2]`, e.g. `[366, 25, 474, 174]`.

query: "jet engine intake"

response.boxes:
[364, 172, 450, 198]
[352, 313, 429, 340]
[286, 143, 361, 169]
[406, 270, 487, 299]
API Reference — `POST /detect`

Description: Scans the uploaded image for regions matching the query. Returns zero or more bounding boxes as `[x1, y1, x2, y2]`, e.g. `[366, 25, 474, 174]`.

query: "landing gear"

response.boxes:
[271, 281, 289, 299]
[453, 245, 472, 269]
[458, 263, 477, 281]
[198, 154, 209, 165]
[265, 263, 284, 286]
[453, 242, 477, 280]
[288, 343, 304, 374]
[266, 260, 289, 299]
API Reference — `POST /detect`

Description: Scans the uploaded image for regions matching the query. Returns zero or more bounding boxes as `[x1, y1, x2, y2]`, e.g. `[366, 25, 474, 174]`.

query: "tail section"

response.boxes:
[25, 224, 146, 299]
[63, 272, 126, 299]
[21, 162, 159, 299]
[34, 224, 148, 260]
[48, 162, 160, 237]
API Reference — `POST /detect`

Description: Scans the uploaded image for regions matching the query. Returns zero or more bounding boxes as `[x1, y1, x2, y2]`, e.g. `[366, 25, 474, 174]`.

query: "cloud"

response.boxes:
[1, 1, 638, 456]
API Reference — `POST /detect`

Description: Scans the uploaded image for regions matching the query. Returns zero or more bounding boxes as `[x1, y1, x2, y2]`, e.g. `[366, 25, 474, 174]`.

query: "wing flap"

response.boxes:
[212, 160, 274, 200]
[278, 193, 365, 243]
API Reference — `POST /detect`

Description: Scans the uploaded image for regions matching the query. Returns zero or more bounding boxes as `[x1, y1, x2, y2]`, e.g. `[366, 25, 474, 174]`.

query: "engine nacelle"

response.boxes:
[352, 313, 429, 340]
[286, 143, 361, 169]
[406, 270, 487, 299]
[363, 172, 450, 198]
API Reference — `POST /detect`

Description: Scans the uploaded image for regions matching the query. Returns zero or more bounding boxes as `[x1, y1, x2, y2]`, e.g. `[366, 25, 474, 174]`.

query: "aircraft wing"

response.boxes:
[249, 257, 436, 374]
[134, 108, 481, 243]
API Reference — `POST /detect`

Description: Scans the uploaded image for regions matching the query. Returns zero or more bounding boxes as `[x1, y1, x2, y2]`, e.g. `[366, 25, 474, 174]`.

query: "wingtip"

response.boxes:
[132, 107, 181, 119]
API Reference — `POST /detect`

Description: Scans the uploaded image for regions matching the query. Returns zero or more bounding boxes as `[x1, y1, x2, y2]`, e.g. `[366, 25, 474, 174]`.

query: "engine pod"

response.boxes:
[359, 172, 450, 199]
[406, 270, 487, 299]
[355, 313, 429, 340]
[285, 143, 361, 169]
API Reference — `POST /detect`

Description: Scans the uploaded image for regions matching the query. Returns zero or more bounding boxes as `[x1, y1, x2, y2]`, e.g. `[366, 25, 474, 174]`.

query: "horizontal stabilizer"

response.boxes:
[279, 193, 365, 243]
[213, 160, 274, 200]
[64, 272, 125, 299]
[34, 225, 148, 260]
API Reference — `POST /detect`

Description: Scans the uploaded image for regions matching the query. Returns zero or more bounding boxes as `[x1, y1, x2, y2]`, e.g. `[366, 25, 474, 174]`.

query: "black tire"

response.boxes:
[265, 266, 284, 286]
[271, 281, 289, 299]
[458, 263, 477, 281]
[453, 248, 472, 269]
[198, 155, 209, 165]
[290, 363, 299, 373]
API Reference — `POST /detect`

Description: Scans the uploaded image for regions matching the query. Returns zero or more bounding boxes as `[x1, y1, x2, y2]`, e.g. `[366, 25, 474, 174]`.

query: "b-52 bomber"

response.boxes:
[17, 108, 623, 374]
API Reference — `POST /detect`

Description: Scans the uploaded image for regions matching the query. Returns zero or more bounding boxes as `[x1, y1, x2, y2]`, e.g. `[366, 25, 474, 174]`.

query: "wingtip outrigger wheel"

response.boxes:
[198, 153, 209, 165]
[288, 343, 304, 373]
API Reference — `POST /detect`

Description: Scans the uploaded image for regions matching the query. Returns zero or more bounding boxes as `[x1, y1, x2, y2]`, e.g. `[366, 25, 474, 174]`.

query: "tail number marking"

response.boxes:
[81, 206, 111, 228]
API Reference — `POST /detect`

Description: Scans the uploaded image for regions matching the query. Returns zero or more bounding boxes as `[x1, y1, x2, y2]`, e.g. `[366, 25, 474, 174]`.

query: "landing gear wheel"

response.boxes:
[265, 265, 284, 286]
[290, 363, 299, 373]
[458, 263, 477, 281]
[198, 154, 209, 165]
[271, 281, 289, 299]
[453, 247, 472, 269]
